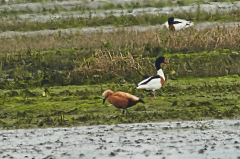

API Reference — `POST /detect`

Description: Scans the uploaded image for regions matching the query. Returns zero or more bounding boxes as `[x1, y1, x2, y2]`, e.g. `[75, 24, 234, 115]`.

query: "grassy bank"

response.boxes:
[1, 25, 240, 88]
[1, 49, 240, 89]
[1, 47, 240, 129]
[1, 1, 240, 129]
[1, 0, 188, 7]
[1, 26, 240, 53]
[1, 5, 240, 32]
[0, 0, 235, 12]
[0, 76, 240, 129]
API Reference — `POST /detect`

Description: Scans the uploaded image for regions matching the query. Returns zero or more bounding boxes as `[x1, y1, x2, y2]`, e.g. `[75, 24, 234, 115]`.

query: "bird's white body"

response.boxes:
[137, 69, 165, 91]
[164, 18, 194, 31]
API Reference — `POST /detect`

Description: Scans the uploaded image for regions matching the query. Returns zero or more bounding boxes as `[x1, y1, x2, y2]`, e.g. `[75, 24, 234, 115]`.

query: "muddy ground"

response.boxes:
[1, 119, 240, 159]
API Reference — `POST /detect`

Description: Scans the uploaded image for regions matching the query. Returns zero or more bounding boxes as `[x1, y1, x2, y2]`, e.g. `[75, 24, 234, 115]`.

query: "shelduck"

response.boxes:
[164, 17, 194, 31]
[136, 56, 168, 99]
[102, 90, 145, 114]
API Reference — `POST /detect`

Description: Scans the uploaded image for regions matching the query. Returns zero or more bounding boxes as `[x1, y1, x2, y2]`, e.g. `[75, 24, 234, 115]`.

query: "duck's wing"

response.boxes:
[110, 93, 141, 108]
[164, 19, 187, 28]
[137, 76, 152, 86]
[174, 18, 193, 24]
[164, 19, 194, 30]
[107, 95, 129, 108]
[136, 75, 163, 90]
[113, 92, 139, 101]
[173, 19, 194, 30]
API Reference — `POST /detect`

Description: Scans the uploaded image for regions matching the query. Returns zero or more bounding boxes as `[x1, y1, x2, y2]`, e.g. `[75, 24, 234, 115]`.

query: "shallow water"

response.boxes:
[1, 119, 240, 159]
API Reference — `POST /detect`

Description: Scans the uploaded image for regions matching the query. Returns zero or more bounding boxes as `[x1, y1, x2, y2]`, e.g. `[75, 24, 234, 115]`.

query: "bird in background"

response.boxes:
[136, 56, 169, 99]
[164, 17, 194, 31]
[102, 89, 145, 114]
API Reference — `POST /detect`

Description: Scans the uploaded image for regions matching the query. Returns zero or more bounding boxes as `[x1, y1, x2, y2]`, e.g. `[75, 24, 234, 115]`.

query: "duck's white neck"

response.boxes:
[157, 69, 165, 81]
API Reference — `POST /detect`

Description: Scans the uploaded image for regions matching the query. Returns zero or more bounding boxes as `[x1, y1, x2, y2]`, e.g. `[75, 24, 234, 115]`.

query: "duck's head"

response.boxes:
[155, 56, 169, 70]
[102, 89, 113, 104]
[168, 17, 176, 31]
[168, 17, 175, 25]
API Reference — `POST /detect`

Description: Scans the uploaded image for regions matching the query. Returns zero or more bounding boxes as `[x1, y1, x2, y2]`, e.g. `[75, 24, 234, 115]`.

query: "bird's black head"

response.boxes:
[168, 17, 174, 25]
[155, 56, 169, 70]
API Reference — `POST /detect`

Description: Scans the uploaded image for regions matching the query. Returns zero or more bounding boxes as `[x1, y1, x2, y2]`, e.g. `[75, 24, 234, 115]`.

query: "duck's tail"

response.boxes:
[137, 99, 145, 104]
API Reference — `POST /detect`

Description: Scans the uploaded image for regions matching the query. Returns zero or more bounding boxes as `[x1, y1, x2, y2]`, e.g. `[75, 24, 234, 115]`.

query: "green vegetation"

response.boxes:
[1, 25, 240, 53]
[1, 26, 240, 89]
[1, 48, 240, 89]
[1, 45, 240, 129]
[0, 0, 240, 130]
[1, 3, 240, 32]
[0, 0, 199, 7]
[0, 0, 235, 9]
[1, 76, 240, 129]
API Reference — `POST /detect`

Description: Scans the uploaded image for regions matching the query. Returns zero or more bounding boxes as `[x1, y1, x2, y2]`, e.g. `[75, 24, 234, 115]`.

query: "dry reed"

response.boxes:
[1, 26, 240, 87]
[68, 50, 155, 84]
[0, 26, 240, 55]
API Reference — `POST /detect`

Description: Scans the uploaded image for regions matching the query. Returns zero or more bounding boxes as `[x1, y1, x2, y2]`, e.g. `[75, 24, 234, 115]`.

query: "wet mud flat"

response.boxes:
[1, 120, 240, 159]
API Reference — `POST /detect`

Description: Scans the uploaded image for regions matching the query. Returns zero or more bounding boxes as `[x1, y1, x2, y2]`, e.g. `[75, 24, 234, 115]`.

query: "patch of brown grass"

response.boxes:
[0, 26, 240, 55]
[68, 50, 155, 84]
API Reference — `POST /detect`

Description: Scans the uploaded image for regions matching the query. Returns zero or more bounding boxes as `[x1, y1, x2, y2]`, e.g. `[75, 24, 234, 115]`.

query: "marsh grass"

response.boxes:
[1, 48, 239, 90]
[1, 76, 240, 129]
[2, 5, 240, 32]
[2, 24, 240, 55]
[0, 0, 237, 7]
[0, 2, 238, 131]
[0, 13, 167, 32]
[1, 25, 240, 88]
[1, 48, 240, 130]
[1, 1, 240, 129]
[71, 50, 153, 84]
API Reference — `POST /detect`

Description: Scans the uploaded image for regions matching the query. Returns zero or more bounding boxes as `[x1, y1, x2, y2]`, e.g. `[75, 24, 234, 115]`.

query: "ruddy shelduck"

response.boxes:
[164, 17, 194, 31]
[136, 56, 169, 99]
[102, 90, 145, 114]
